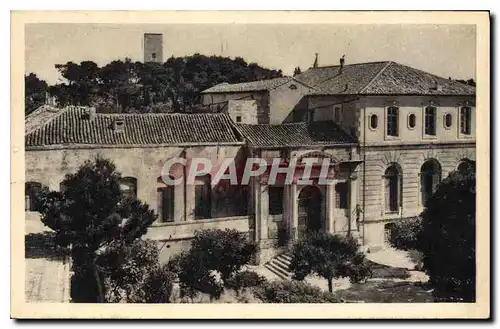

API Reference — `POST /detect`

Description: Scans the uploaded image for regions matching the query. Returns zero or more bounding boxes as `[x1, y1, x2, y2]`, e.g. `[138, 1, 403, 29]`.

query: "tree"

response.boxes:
[25, 73, 48, 115]
[417, 166, 476, 301]
[175, 228, 258, 300]
[389, 216, 423, 251]
[38, 157, 157, 302]
[289, 232, 371, 292]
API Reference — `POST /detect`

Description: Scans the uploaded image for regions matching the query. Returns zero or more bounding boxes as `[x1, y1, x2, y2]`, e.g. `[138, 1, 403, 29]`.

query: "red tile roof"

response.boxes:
[236, 121, 355, 148]
[25, 106, 243, 148]
[201, 77, 293, 93]
[295, 61, 475, 96]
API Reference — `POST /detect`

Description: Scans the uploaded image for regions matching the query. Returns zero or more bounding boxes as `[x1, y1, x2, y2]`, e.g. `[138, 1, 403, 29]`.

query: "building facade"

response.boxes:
[25, 60, 476, 263]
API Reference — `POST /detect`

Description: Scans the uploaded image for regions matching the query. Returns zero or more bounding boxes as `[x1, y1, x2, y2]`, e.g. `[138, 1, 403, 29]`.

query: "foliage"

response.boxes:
[100, 239, 160, 303]
[455, 78, 476, 87]
[44, 54, 283, 113]
[25, 73, 48, 115]
[252, 280, 340, 303]
[338, 253, 373, 283]
[289, 231, 371, 292]
[141, 264, 176, 303]
[174, 228, 258, 301]
[417, 167, 476, 301]
[177, 249, 225, 301]
[190, 229, 258, 282]
[389, 217, 423, 251]
[225, 270, 267, 294]
[37, 157, 157, 302]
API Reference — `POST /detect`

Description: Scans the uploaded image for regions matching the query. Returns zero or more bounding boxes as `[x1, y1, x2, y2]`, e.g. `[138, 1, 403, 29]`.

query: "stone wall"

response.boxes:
[201, 92, 270, 123]
[357, 144, 476, 248]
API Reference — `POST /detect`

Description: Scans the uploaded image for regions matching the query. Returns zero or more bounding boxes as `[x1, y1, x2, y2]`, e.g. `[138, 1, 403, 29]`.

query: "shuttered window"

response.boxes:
[460, 106, 472, 135]
[425, 106, 437, 135]
[269, 186, 284, 215]
[195, 175, 211, 219]
[335, 182, 348, 209]
[157, 186, 174, 222]
[387, 106, 399, 136]
[384, 166, 401, 212]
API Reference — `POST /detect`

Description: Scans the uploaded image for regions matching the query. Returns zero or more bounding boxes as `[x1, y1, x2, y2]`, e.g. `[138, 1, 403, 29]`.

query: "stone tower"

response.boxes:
[143, 33, 163, 63]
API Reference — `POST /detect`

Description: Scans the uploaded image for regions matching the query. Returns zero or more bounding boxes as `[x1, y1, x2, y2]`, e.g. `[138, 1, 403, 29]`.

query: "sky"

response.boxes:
[25, 23, 476, 85]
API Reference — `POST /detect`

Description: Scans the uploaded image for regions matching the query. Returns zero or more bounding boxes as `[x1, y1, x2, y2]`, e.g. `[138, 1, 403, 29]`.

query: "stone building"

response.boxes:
[202, 59, 477, 251]
[24, 59, 476, 264]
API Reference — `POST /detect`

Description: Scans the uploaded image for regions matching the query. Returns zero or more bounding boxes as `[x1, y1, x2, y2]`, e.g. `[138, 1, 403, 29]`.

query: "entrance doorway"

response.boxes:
[297, 185, 322, 239]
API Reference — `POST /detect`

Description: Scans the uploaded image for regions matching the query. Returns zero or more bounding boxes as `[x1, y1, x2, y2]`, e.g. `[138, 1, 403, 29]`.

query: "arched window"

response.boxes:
[420, 159, 441, 206]
[384, 223, 395, 245]
[195, 174, 211, 219]
[25, 182, 43, 211]
[408, 114, 416, 129]
[384, 165, 401, 212]
[157, 176, 175, 223]
[120, 177, 137, 200]
[370, 114, 378, 129]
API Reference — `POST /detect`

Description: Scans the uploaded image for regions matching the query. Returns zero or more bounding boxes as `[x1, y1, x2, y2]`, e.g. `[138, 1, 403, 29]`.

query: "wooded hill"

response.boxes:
[25, 54, 284, 115]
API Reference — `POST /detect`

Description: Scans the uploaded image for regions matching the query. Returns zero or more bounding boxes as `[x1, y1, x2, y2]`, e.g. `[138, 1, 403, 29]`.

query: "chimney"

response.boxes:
[313, 53, 319, 68]
[340, 55, 345, 71]
[113, 117, 125, 133]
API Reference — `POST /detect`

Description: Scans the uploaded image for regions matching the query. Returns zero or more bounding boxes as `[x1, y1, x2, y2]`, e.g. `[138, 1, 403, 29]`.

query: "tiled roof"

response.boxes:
[25, 106, 243, 148]
[236, 121, 356, 148]
[201, 77, 293, 93]
[296, 61, 475, 96]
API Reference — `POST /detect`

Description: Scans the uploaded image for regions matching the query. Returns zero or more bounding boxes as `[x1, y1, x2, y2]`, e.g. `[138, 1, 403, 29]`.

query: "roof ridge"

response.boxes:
[358, 61, 394, 94]
[309, 61, 391, 69]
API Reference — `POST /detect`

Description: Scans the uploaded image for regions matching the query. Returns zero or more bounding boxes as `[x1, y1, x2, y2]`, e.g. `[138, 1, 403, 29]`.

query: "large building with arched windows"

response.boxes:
[25, 59, 476, 266]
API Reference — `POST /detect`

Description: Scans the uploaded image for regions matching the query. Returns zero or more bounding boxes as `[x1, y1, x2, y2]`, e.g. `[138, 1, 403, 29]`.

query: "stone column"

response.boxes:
[348, 170, 359, 236]
[326, 179, 336, 234]
[289, 182, 298, 243]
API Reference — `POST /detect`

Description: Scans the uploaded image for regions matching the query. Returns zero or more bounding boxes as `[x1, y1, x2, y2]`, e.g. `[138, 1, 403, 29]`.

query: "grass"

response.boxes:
[333, 281, 435, 303]
[367, 260, 411, 279]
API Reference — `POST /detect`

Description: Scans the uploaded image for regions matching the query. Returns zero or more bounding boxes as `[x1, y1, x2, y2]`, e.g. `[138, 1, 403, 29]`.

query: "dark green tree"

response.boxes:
[38, 157, 157, 302]
[25, 73, 48, 115]
[289, 232, 371, 292]
[417, 165, 476, 301]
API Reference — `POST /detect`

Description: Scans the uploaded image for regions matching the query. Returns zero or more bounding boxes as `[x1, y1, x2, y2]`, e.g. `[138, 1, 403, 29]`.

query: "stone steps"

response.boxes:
[265, 252, 293, 280]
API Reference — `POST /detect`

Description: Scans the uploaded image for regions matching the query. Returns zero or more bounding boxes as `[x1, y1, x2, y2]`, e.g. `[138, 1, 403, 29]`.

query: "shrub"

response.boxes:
[289, 231, 370, 292]
[252, 280, 340, 303]
[418, 169, 476, 301]
[190, 229, 258, 283]
[225, 270, 267, 293]
[389, 217, 423, 251]
[141, 264, 175, 303]
[338, 253, 373, 283]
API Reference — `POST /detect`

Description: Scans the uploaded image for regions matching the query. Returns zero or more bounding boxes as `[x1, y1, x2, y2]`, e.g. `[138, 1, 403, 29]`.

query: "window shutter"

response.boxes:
[157, 188, 163, 222]
[385, 176, 391, 211]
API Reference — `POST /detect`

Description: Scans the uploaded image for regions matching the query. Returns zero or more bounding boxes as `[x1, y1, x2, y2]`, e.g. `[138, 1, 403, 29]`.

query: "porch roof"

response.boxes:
[236, 120, 356, 148]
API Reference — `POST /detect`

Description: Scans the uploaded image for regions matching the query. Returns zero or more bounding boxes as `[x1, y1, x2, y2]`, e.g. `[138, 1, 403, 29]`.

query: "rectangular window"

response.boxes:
[460, 106, 472, 135]
[268, 186, 284, 215]
[195, 176, 211, 219]
[335, 182, 348, 209]
[304, 110, 315, 123]
[425, 106, 437, 136]
[387, 106, 399, 137]
[157, 186, 174, 222]
[236, 116, 242, 123]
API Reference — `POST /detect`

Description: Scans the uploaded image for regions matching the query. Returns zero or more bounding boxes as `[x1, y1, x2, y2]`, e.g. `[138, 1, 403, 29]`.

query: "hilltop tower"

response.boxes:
[144, 33, 163, 63]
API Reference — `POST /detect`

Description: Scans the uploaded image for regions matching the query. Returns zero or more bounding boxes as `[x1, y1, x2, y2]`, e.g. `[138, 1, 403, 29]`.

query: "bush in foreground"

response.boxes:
[418, 168, 476, 302]
[252, 280, 340, 303]
[389, 217, 423, 251]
